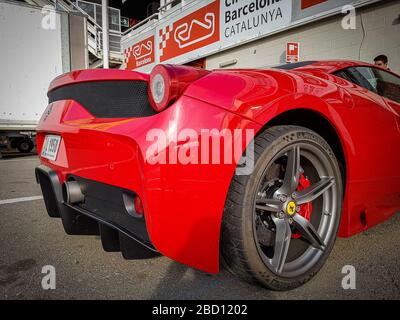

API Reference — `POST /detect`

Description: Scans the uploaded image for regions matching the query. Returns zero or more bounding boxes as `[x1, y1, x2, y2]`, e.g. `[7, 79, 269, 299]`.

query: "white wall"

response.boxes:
[206, 1, 400, 74]
[0, 1, 64, 128]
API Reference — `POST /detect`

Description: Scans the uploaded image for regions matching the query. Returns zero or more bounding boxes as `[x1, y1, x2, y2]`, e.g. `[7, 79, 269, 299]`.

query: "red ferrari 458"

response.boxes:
[36, 60, 400, 290]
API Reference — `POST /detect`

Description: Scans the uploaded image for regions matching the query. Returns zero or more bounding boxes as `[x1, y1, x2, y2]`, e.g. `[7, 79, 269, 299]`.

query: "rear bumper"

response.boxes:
[36, 165, 157, 252]
[35, 165, 63, 218]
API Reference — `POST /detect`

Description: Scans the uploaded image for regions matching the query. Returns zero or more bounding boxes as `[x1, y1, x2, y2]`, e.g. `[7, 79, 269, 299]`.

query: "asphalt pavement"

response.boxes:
[0, 155, 399, 299]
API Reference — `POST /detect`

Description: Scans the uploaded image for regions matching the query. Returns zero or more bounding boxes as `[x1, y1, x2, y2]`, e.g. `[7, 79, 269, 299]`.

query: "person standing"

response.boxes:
[374, 55, 390, 70]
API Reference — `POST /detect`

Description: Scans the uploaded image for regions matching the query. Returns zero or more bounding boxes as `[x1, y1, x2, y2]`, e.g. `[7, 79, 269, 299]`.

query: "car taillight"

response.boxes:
[148, 64, 209, 112]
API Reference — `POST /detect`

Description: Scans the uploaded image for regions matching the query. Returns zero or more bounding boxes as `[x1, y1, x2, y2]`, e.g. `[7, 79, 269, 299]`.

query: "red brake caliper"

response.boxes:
[292, 174, 312, 239]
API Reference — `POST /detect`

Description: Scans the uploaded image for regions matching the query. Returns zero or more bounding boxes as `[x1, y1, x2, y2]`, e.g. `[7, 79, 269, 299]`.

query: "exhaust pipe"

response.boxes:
[62, 180, 85, 205]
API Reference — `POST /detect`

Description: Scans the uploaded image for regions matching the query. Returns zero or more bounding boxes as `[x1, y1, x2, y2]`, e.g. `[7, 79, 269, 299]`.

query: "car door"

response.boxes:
[334, 66, 400, 222]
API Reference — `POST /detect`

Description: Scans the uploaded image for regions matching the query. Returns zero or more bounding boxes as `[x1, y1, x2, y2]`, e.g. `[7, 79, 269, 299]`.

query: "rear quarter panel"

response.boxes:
[185, 68, 400, 236]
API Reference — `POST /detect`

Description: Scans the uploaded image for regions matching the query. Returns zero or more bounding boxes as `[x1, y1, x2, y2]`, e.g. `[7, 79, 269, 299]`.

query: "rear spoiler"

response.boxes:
[48, 69, 149, 93]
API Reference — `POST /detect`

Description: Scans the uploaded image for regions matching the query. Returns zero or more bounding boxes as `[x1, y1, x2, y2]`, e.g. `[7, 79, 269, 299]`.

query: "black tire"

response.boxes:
[17, 138, 34, 153]
[221, 126, 343, 291]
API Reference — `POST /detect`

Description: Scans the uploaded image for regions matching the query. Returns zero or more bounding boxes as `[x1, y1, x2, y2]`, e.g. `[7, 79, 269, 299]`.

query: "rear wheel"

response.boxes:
[221, 126, 343, 290]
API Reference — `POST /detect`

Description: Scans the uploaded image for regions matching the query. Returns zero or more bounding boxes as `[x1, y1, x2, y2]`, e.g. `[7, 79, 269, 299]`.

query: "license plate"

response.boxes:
[41, 135, 61, 161]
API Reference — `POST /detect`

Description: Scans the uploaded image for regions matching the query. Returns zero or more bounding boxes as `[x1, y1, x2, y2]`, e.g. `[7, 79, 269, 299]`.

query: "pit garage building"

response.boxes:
[122, 0, 400, 74]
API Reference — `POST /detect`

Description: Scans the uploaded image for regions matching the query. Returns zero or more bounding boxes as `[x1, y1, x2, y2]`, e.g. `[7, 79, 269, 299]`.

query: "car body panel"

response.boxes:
[185, 62, 400, 236]
[37, 60, 400, 273]
[37, 94, 260, 273]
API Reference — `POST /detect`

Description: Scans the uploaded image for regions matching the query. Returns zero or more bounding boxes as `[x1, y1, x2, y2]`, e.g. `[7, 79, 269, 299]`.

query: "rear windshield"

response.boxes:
[272, 61, 317, 70]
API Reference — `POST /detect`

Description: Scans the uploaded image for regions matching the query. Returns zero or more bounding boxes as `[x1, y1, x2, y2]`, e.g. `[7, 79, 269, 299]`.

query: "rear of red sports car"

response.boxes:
[36, 65, 259, 274]
[36, 62, 400, 291]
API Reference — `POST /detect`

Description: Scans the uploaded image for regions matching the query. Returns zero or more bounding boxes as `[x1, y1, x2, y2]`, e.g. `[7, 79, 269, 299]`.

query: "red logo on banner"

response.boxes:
[301, 0, 328, 9]
[159, 0, 220, 62]
[124, 35, 155, 69]
[286, 42, 300, 63]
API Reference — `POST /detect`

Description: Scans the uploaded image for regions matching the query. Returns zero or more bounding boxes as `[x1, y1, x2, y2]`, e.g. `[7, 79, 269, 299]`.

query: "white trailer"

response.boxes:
[0, 0, 87, 156]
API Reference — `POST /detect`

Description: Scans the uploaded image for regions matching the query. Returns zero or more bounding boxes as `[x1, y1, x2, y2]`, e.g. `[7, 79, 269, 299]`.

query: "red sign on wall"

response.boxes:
[158, 0, 220, 62]
[301, 0, 328, 9]
[286, 42, 300, 63]
[124, 35, 155, 69]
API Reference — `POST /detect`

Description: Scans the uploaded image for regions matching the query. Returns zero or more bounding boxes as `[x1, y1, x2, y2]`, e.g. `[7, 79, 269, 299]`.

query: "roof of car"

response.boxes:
[274, 60, 375, 73]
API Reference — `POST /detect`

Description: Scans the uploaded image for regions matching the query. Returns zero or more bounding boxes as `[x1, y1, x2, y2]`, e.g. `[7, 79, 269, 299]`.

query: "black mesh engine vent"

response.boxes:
[48, 80, 156, 118]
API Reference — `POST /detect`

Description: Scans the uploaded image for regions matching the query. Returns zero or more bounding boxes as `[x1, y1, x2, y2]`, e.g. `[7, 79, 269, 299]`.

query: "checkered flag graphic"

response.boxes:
[158, 23, 173, 57]
[123, 46, 134, 69]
